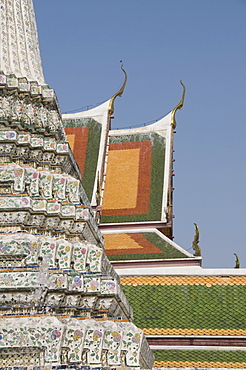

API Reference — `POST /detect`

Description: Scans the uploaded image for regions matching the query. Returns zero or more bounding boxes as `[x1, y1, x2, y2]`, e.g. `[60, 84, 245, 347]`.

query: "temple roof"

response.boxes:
[0, 0, 45, 84]
[63, 100, 110, 203]
[101, 114, 173, 225]
[63, 104, 175, 229]
[101, 228, 194, 262]
[121, 273, 246, 368]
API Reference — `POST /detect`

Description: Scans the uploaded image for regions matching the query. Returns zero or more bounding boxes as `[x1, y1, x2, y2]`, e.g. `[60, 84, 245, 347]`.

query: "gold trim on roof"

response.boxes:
[108, 65, 128, 116]
[171, 80, 186, 129]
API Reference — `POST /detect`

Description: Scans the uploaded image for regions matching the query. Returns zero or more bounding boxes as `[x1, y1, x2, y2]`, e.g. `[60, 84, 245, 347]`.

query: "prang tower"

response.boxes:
[0, 0, 153, 368]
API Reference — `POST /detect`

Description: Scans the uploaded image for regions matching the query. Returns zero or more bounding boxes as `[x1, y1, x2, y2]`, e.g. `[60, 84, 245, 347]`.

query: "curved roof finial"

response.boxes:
[108, 62, 128, 116]
[192, 223, 201, 257]
[171, 80, 186, 129]
[234, 253, 240, 268]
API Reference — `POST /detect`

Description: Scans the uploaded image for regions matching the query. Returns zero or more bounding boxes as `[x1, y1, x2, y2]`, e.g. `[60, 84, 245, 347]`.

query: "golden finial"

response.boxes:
[171, 80, 186, 129]
[234, 253, 240, 268]
[192, 223, 201, 257]
[108, 62, 128, 116]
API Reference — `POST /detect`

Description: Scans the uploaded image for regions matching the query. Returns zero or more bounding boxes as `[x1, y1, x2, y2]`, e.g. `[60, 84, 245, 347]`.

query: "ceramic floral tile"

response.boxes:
[72, 242, 88, 271]
[30, 136, 43, 148]
[39, 171, 53, 198]
[53, 173, 66, 200]
[67, 274, 83, 292]
[0, 130, 17, 141]
[47, 201, 61, 214]
[56, 239, 72, 269]
[0, 164, 25, 192]
[25, 166, 39, 195]
[66, 177, 80, 203]
[84, 276, 100, 293]
[84, 327, 104, 364]
[63, 320, 85, 363]
[38, 236, 57, 267]
[103, 327, 123, 365]
[76, 206, 90, 220]
[61, 203, 76, 217]
[17, 133, 30, 144]
[56, 142, 69, 153]
[44, 138, 56, 151]
[100, 278, 117, 295]
[87, 244, 102, 272]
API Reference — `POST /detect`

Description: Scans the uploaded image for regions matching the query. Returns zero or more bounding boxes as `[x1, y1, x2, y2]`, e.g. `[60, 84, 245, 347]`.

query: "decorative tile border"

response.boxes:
[121, 275, 246, 286]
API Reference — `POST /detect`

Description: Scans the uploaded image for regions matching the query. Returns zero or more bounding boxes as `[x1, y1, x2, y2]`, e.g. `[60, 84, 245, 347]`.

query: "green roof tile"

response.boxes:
[153, 349, 246, 363]
[107, 231, 189, 261]
[122, 284, 246, 330]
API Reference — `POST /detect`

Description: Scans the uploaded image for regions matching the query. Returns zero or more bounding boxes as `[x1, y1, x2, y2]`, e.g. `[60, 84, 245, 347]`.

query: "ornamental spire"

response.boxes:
[108, 64, 127, 116]
[0, 0, 45, 84]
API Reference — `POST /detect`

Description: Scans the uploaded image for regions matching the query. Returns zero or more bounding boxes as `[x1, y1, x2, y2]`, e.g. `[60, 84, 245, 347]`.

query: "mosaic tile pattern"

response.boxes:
[102, 141, 151, 215]
[0, 163, 79, 202]
[121, 275, 246, 333]
[101, 132, 165, 223]
[153, 349, 246, 369]
[104, 232, 190, 260]
[0, 232, 117, 276]
[0, 0, 45, 84]
[64, 118, 102, 202]
[0, 316, 153, 367]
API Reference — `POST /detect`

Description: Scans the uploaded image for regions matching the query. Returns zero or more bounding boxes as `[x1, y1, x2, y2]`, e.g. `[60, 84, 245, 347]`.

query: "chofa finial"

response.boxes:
[171, 80, 186, 129]
[192, 223, 201, 257]
[108, 62, 128, 116]
[234, 253, 240, 268]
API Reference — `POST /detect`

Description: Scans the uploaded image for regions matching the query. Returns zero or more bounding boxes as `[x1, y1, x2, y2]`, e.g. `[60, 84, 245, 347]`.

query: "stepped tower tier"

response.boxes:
[0, 1, 153, 368]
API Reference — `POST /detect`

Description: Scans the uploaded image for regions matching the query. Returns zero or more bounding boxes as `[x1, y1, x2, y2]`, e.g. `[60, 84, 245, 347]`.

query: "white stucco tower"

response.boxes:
[0, 1, 153, 368]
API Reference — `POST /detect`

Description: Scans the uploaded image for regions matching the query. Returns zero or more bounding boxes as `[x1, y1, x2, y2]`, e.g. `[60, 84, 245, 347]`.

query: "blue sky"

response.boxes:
[34, 0, 246, 268]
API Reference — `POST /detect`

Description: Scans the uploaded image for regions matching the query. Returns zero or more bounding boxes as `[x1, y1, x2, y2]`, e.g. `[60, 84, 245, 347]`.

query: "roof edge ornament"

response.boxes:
[234, 253, 240, 268]
[192, 223, 201, 257]
[108, 64, 128, 116]
[171, 80, 186, 129]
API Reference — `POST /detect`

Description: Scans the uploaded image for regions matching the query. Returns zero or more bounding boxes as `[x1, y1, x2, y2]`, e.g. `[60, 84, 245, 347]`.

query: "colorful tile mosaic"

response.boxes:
[0, 316, 153, 367]
[0, 233, 115, 276]
[121, 275, 246, 286]
[104, 232, 189, 260]
[103, 141, 152, 215]
[153, 349, 246, 369]
[101, 132, 166, 223]
[0, 0, 45, 84]
[66, 126, 89, 177]
[63, 118, 102, 202]
[121, 276, 246, 333]
[0, 1, 154, 369]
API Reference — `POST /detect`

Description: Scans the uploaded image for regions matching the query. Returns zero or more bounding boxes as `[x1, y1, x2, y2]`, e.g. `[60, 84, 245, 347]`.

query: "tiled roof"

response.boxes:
[103, 231, 190, 261]
[121, 275, 246, 333]
[153, 349, 246, 368]
[121, 275, 246, 286]
[63, 117, 102, 201]
[101, 131, 166, 223]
